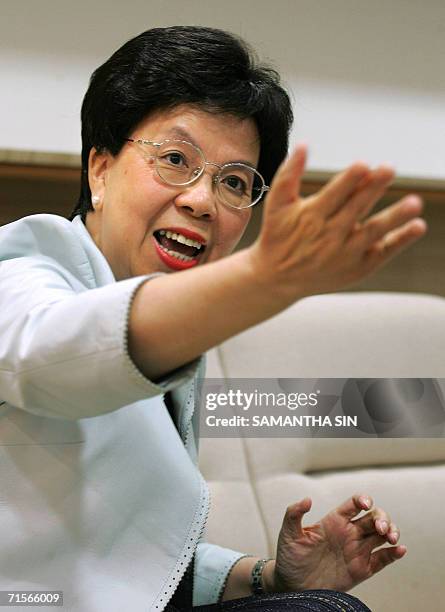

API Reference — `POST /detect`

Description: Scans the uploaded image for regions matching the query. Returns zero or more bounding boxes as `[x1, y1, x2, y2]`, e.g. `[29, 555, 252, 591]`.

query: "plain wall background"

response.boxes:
[1, 0, 444, 179]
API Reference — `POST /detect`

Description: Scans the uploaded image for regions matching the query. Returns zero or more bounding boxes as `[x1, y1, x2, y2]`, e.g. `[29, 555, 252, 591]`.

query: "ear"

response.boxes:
[88, 147, 112, 210]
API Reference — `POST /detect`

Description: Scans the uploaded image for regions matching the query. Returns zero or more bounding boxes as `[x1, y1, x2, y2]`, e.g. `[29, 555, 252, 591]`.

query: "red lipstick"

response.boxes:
[153, 237, 201, 271]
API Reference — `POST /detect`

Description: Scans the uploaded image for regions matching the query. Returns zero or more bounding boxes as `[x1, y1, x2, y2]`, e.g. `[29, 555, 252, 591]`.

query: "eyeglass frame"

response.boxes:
[124, 137, 270, 209]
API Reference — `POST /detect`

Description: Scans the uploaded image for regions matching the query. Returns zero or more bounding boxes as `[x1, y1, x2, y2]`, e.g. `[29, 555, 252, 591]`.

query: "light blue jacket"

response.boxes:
[0, 214, 245, 611]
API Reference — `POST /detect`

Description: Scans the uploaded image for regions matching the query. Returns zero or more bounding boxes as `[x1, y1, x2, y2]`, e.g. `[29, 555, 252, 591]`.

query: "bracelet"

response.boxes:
[251, 558, 274, 595]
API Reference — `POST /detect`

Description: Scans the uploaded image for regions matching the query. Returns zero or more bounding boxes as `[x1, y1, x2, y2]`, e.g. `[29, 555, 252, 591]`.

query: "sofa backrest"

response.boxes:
[202, 292, 445, 474]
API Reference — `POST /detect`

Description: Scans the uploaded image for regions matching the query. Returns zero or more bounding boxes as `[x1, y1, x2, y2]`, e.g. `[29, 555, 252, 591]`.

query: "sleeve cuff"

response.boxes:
[193, 542, 249, 607]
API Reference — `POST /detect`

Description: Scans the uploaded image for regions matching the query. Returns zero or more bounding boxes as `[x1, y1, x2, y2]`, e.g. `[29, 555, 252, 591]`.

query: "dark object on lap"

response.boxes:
[166, 589, 372, 611]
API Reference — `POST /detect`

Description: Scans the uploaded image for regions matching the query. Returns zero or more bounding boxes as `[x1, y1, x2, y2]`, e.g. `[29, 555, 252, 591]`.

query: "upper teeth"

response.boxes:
[159, 230, 204, 249]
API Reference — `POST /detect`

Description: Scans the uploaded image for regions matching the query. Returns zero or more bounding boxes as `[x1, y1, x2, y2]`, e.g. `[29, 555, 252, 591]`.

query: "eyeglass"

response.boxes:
[124, 137, 269, 209]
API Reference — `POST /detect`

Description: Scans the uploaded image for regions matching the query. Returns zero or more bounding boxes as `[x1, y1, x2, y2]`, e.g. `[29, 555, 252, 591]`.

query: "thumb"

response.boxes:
[282, 497, 312, 537]
[265, 143, 308, 211]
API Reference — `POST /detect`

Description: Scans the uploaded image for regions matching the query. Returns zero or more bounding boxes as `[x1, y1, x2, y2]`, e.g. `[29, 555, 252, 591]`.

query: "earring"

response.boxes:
[91, 195, 100, 206]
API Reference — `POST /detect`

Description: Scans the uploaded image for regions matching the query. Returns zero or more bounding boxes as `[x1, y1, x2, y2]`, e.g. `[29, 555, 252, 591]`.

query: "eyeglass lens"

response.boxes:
[155, 140, 263, 208]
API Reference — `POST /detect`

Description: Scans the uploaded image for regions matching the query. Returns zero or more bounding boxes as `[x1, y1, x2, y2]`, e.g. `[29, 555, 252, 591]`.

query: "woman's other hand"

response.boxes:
[265, 494, 406, 593]
[248, 145, 427, 304]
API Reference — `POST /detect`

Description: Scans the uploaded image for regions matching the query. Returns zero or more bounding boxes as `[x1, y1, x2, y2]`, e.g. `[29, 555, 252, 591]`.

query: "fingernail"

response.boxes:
[389, 531, 398, 543]
[377, 520, 388, 534]
[411, 218, 428, 233]
[360, 496, 371, 509]
[379, 163, 395, 173]
[352, 164, 370, 179]
[404, 195, 423, 208]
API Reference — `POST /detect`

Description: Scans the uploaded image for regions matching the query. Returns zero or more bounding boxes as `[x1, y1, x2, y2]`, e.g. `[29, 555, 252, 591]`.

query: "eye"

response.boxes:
[222, 174, 248, 194]
[161, 151, 188, 168]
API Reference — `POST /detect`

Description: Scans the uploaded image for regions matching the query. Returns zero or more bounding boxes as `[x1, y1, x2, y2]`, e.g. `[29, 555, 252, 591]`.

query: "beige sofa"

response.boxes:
[200, 292, 445, 611]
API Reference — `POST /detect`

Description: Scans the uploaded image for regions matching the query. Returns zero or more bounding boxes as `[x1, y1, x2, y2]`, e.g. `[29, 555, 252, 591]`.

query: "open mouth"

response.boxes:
[153, 229, 207, 270]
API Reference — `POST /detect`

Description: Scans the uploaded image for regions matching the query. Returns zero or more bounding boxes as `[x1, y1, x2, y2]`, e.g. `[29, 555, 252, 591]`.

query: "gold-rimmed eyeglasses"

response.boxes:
[124, 138, 269, 209]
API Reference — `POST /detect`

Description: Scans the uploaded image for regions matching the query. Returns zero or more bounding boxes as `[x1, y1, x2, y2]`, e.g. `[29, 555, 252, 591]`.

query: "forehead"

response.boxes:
[133, 104, 260, 166]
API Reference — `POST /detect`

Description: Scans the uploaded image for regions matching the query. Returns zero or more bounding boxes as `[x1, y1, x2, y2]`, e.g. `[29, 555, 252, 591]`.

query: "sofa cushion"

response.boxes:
[216, 293, 445, 378]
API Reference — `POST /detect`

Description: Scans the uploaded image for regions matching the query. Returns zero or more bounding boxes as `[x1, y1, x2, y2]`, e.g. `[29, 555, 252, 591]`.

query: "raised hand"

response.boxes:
[270, 494, 406, 593]
[248, 145, 427, 303]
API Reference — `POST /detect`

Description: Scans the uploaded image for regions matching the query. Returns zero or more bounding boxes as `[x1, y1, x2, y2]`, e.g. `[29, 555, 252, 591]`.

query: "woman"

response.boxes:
[0, 26, 425, 611]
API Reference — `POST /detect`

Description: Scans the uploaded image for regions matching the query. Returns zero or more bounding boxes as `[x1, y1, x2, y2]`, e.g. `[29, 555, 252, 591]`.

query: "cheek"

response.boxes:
[219, 212, 251, 254]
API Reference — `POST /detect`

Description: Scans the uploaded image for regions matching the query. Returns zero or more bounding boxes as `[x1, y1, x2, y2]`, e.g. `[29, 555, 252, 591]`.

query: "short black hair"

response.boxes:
[69, 25, 293, 221]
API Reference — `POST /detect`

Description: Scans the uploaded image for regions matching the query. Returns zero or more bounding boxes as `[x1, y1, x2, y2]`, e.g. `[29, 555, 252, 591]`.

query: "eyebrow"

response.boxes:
[163, 126, 258, 169]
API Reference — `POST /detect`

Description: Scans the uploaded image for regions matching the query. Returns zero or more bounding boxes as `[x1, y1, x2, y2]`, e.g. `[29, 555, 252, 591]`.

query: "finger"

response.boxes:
[372, 510, 391, 537]
[371, 519, 400, 544]
[283, 497, 312, 537]
[360, 195, 423, 246]
[267, 144, 308, 208]
[354, 165, 395, 220]
[332, 166, 395, 236]
[353, 507, 391, 536]
[375, 518, 390, 537]
[364, 217, 427, 270]
[387, 523, 400, 545]
[369, 545, 407, 575]
[360, 532, 402, 559]
[362, 533, 389, 554]
[336, 494, 373, 520]
[308, 162, 370, 217]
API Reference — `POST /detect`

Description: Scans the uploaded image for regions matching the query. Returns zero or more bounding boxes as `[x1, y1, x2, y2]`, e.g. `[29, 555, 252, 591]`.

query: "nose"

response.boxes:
[174, 172, 218, 220]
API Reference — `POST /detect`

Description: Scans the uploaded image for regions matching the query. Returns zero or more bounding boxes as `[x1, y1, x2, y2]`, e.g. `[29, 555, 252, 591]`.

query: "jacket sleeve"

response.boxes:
[193, 542, 251, 606]
[0, 256, 199, 419]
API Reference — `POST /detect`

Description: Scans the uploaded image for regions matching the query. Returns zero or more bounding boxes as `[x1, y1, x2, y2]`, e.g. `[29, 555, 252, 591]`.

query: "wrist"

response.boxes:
[261, 558, 277, 593]
[244, 244, 307, 310]
[251, 558, 276, 595]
